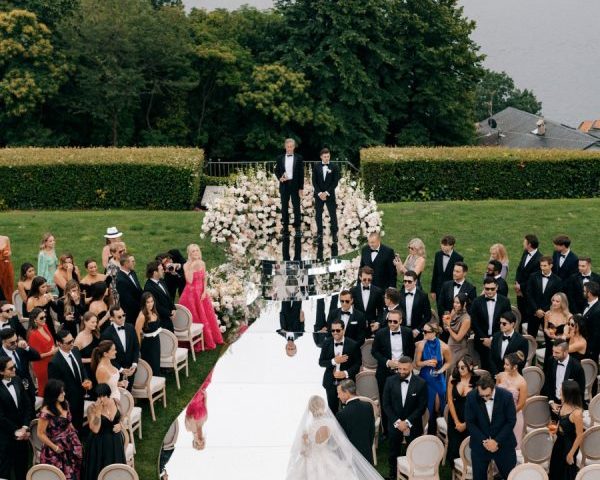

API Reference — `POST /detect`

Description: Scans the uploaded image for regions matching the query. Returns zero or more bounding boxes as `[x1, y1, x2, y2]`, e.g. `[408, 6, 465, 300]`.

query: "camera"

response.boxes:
[166, 263, 176, 273]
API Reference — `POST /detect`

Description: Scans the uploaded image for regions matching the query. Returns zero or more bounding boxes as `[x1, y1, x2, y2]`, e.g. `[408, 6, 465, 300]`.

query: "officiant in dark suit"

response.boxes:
[359, 232, 396, 290]
[101, 306, 140, 390]
[351, 266, 384, 331]
[275, 138, 304, 237]
[312, 148, 340, 260]
[115, 254, 142, 326]
[144, 260, 175, 332]
[279, 300, 304, 332]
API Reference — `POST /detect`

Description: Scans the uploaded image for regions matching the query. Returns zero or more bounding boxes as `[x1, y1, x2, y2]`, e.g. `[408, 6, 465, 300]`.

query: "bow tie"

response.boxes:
[443, 253, 450, 257]
[486, 297, 495, 302]
[286, 154, 293, 157]
[5, 380, 14, 388]
[542, 274, 551, 278]
[334, 342, 344, 347]
[341, 312, 350, 317]
[362, 286, 370, 291]
[321, 163, 329, 167]
[485, 398, 494, 403]
[557, 361, 566, 367]
[391, 331, 402, 336]
[560, 254, 566, 258]
[116, 326, 125, 331]
[582, 275, 590, 279]
[400, 379, 409, 384]
[371, 249, 379, 254]
[453, 282, 462, 288]
[405, 292, 414, 296]
[502, 335, 511, 341]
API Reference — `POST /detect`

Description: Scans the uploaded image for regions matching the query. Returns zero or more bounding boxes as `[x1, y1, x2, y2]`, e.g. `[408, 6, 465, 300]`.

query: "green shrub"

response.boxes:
[0, 148, 203, 209]
[360, 147, 600, 202]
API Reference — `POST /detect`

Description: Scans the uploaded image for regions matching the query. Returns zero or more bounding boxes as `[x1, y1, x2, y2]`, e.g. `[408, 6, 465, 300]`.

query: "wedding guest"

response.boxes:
[157, 250, 186, 301]
[275, 138, 304, 239]
[489, 243, 509, 279]
[566, 257, 600, 314]
[399, 270, 431, 339]
[37, 379, 83, 480]
[485, 260, 509, 297]
[496, 352, 527, 449]
[0, 235, 14, 301]
[56, 280, 86, 338]
[84, 383, 126, 480]
[336, 379, 375, 465]
[437, 261, 476, 319]
[552, 235, 579, 281]
[27, 307, 57, 396]
[526, 256, 563, 337]
[543, 340, 585, 407]
[350, 266, 384, 330]
[53, 253, 81, 298]
[26, 276, 58, 340]
[0, 301, 27, 339]
[101, 227, 124, 269]
[116, 253, 142, 326]
[1, 327, 40, 406]
[17, 263, 35, 316]
[430, 235, 463, 301]
[101, 306, 139, 391]
[0, 357, 32, 480]
[582, 281, 600, 360]
[326, 290, 368, 347]
[359, 231, 397, 290]
[144, 260, 176, 332]
[542, 292, 572, 369]
[92, 340, 126, 400]
[490, 310, 528, 376]
[375, 287, 402, 332]
[442, 293, 471, 373]
[79, 258, 106, 300]
[38, 232, 58, 295]
[312, 147, 340, 259]
[514, 234, 542, 324]
[179, 244, 223, 348]
[105, 242, 125, 305]
[394, 237, 426, 288]
[135, 292, 162, 375]
[87, 281, 110, 331]
[74, 312, 101, 380]
[567, 314, 587, 361]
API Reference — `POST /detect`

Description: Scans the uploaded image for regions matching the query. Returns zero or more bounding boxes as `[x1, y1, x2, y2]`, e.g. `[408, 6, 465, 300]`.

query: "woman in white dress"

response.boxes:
[286, 395, 383, 480]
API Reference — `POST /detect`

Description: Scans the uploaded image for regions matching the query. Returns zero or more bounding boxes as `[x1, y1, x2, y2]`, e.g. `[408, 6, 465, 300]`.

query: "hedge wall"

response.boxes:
[0, 148, 203, 209]
[360, 147, 600, 202]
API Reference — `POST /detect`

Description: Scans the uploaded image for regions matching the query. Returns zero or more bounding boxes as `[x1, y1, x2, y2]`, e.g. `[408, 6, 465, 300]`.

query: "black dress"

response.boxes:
[141, 319, 161, 376]
[549, 411, 579, 480]
[79, 336, 101, 381]
[56, 297, 86, 338]
[446, 382, 470, 464]
[84, 408, 126, 480]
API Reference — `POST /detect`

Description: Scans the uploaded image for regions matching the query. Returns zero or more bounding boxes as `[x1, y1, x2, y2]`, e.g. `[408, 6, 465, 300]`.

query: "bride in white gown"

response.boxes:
[286, 395, 384, 480]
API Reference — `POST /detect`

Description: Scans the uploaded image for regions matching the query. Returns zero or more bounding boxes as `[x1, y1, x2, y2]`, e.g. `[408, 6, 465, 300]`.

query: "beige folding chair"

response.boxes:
[355, 370, 380, 403]
[28, 419, 42, 465]
[356, 395, 380, 466]
[361, 338, 377, 370]
[159, 329, 189, 390]
[581, 359, 598, 402]
[162, 418, 180, 451]
[436, 405, 448, 464]
[522, 335, 538, 367]
[132, 359, 167, 421]
[173, 304, 204, 362]
[588, 393, 600, 426]
[118, 387, 142, 442]
[397, 434, 444, 480]
[26, 464, 67, 480]
[452, 436, 472, 480]
[522, 366, 545, 397]
[122, 428, 135, 468]
[576, 464, 600, 480]
[507, 462, 548, 480]
[511, 306, 522, 332]
[97, 464, 139, 480]
[520, 428, 554, 471]
[535, 348, 545, 367]
[474, 369, 489, 378]
[580, 425, 600, 467]
[523, 396, 551, 433]
[12, 290, 26, 323]
[34, 396, 43, 411]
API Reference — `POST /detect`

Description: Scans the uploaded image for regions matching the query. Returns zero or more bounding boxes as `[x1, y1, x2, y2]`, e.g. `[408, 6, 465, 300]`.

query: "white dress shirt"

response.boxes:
[361, 286, 370, 312]
[321, 164, 329, 180]
[556, 355, 569, 400]
[340, 307, 353, 329]
[542, 274, 550, 293]
[584, 298, 598, 315]
[371, 246, 380, 262]
[486, 296, 497, 335]
[453, 282, 463, 298]
[390, 329, 404, 361]
[401, 374, 411, 405]
[524, 249, 538, 267]
[485, 395, 495, 421]
[331, 337, 347, 377]
[404, 289, 415, 327]
[2, 347, 20, 369]
[559, 250, 570, 268]
[111, 322, 127, 350]
[59, 349, 81, 380]
[442, 251, 453, 272]
[152, 278, 168, 296]
[500, 331, 513, 359]
[2, 378, 18, 406]
[284, 154, 294, 180]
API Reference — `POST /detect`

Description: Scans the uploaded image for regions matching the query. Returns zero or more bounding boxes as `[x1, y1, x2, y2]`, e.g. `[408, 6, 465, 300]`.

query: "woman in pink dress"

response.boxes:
[179, 244, 223, 351]
[496, 351, 528, 448]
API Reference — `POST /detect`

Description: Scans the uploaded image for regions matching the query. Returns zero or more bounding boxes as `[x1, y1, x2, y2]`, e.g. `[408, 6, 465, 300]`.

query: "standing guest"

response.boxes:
[1, 327, 40, 406]
[135, 292, 162, 376]
[515, 234, 542, 324]
[543, 340, 586, 407]
[56, 280, 86, 338]
[27, 307, 57, 396]
[48, 329, 92, 432]
[312, 147, 340, 259]
[79, 258, 107, 301]
[17, 263, 35, 316]
[275, 138, 304, 239]
[542, 293, 572, 369]
[84, 383, 126, 480]
[37, 379, 83, 480]
[74, 312, 101, 380]
[394, 238, 427, 288]
[383, 356, 428, 478]
[105, 242, 125, 305]
[566, 257, 600, 314]
[548, 380, 584, 480]
[399, 270, 431, 339]
[567, 314, 587, 361]
[489, 243, 509, 279]
[526, 256, 563, 338]
[351, 266, 384, 332]
[92, 340, 127, 400]
[485, 260, 509, 297]
[582, 281, 600, 360]
[430, 235, 463, 302]
[180, 245, 223, 349]
[38, 232, 59, 295]
[325, 290, 369, 347]
[0, 301, 27, 339]
[157, 251, 186, 301]
[552, 235, 579, 281]
[102, 227, 124, 269]
[318, 319, 361, 414]
[87, 281, 110, 331]
[101, 306, 139, 391]
[116, 253, 143, 326]
[490, 310, 528, 376]
[374, 287, 402, 333]
[53, 253, 80, 298]
[446, 355, 477, 464]
[359, 232, 397, 290]
[437, 261, 477, 319]
[442, 294, 472, 373]
[144, 260, 176, 332]
[26, 276, 58, 340]
[0, 357, 32, 480]
[0, 235, 14, 301]
[496, 352, 528, 449]
[465, 373, 517, 480]
[336, 379, 375, 465]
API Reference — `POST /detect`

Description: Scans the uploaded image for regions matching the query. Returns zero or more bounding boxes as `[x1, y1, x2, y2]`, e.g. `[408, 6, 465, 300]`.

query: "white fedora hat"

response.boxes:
[104, 227, 123, 239]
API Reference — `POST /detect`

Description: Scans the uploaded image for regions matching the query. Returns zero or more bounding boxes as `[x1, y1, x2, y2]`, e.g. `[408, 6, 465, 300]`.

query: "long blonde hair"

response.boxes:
[489, 243, 508, 264]
[186, 243, 202, 260]
[552, 292, 571, 318]
[408, 238, 426, 257]
[39, 232, 54, 251]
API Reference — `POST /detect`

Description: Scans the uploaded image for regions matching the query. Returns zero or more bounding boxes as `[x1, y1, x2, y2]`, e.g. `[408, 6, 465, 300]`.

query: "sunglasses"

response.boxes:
[340, 299, 352, 304]
[484, 287, 497, 291]
[37, 315, 47, 320]
[1, 308, 14, 313]
[6, 365, 15, 371]
[403, 279, 414, 284]
[62, 339, 74, 346]
[499, 321, 509, 326]
[115, 315, 125, 319]
[458, 365, 468, 370]
[388, 320, 399, 325]
[6, 339, 18, 345]
[331, 329, 343, 333]
[423, 329, 434, 334]
[569, 322, 575, 326]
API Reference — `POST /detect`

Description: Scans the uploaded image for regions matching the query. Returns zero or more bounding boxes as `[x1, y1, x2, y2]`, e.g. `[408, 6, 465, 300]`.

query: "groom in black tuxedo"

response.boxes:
[312, 147, 340, 259]
[275, 138, 304, 235]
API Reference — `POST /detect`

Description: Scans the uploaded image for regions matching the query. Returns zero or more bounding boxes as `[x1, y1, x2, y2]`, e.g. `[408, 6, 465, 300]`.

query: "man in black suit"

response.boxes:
[526, 256, 563, 337]
[351, 266, 384, 335]
[144, 260, 175, 332]
[373, 287, 402, 334]
[437, 262, 476, 319]
[318, 319, 361, 414]
[157, 250, 187, 301]
[465, 373, 517, 480]
[0, 301, 27, 339]
[326, 290, 369, 347]
[399, 270, 431, 339]
[0, 327, 41, 406]
[490, 311, 529, 376]
[0, 357, 32, 480]
[48, 329, 91, 431]
[583, 281, 600, 361]
[359, 232, 397, 290]
[383, 356, 428, 478]
[312, 147, 340, 259]
[430, 235, 463, 301]
[567, 257, 600, 314]
[101, 306, 140, 390]
[543, 340, 586, 406]
[552, 234, 579, 281]
[279, 300, 304, 332]
[486, 260, 509, 297]
[116, 253, 143, 326]
[514, 234, 542, 324]
[470, 277, 512, 371]
[336, 379, 375, 465]
[275, 138, 304, 239]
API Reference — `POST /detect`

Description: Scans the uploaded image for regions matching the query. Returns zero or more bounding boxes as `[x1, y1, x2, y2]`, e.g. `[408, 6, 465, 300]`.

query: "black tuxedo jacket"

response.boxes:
[371, 327, 415, 380]
[351, 284, 384, 324]
[275, 153, 304, 191]
[1, 346, 40, 402]
[464, 387, 516, 452]
[490, 331, 529, 375]
[116, 269, 143, 325]
[383, 374, 428, 435]
[470, 294, 512, 339]
[542, 356, 586, 403]
[0, 315, 27, 340]
[318, 337, 361, 388]
[437, 280, 476, 318]
[359, 244, 397, 289]
[101, 323, 140, 370]
[515, 250, 542, 288]
[430, 250, 463, 295]
[336, 398, 375, 464]
[399, 289, 431, 331]
[326, 309, 369, 346]
[552, 251, 579, 281]
[144, 279, 175, 331]
[48, 348, 88, 430]
[495, 276, 509, 298]
[0, 377, 32, 447]
[312, 162, 340, 198]
[526, 272, 563, 314]
[279, 301, 303, 332]
[376, 304, 403, 328]
[583, 301, 600, 360]
[567, 272, 600, 314]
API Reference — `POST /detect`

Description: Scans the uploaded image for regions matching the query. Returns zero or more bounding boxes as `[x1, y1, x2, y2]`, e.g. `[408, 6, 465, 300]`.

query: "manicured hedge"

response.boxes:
[360, 147, 600, 202]
[0, 148, 203, 209]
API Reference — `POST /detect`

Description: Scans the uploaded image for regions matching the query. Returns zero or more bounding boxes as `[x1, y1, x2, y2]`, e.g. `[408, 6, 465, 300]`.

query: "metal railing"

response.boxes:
[203, 159, 359, 177]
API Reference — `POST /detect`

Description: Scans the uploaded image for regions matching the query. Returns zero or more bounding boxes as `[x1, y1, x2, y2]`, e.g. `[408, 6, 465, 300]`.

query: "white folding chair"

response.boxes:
[452, 436, 472, 480]
[12, 290, 26, 323]
[361, 338, 377, 370]
[397, 434, 444, 480]
[580, 425, 600, 467]
[97, 464, 139, 480]
[26, 464, 67, 480]
[523, 366, 545, 397]
[520, 428, 554, 471]
[118, 387, 142, 442]
[132, 359, 167, 421]
[535, 348, 545, 367]
[522, 335, 538, 367]
[576, 464, 600, 480]
[523, 396, 551, 433]
[507, 462, 548, 480]
[356, 396, 380, 466]
[28, 419, 42, 465]
[581, 359, 598, 402]
[122, 428, 135, 468]
[159, 329, 189, 390]
[355, 370, 380, 404]
[173, 304, 204, 362]
[511, 306, 522, 333]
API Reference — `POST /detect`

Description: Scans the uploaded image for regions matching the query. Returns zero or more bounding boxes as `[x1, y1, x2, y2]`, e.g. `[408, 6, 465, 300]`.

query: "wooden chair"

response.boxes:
[355, 370, 380, 404]
[28, 418, 42, 465]
[118, 387, 142, 441]
[452, 436, 472, 480]
[356, 395, 380, 466]
[397, 434, 444, 480]
[581, 359, 598, 402]
[507, 463, 548, 480]
[162, 418, 180, 451]
[522, 335, 538, 367]
[520, 428, 554, 471]
[173, 304, 204, 362]
[360, 338, 377, 370]
[523, 396, 551, 433]
[580, 425, 600, 467]
[26, 465, 67, 480]
[522, 366, 545, 397]
[97, 464, 139, 480]
[12, 290, 26, 324]
[132, 359, 166, 421]
[576, 464, 600, 480]
[122, 427, 135, 468]
[159, 329, 189, 390]
[588, 393, 600, 426]
[511, 306, 522, 332]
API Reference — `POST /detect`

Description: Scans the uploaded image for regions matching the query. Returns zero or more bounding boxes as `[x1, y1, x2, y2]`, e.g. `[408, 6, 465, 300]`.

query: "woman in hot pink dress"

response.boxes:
[179, 244, 223, 351]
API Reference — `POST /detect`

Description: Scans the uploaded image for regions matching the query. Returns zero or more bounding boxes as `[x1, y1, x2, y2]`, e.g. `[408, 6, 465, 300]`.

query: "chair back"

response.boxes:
[355, 395, 381, 419]
[405, 434, 444, 477]
[589, 393, 600, 425]
[173, 304, 192, 332]
[581, 425, 600, 463]
[507, 462, 548, 480]
[133, 359, 152, 389]
[474, 368, 489, 378]
[581, 359, 598, 400]
[520, 427, 554, 464]
[360, 339, 377, 370]
[458, 436, 471, 471]
[576, 464, 600, 480]
[523, 396, 551, 429]
[118, 388, 134, 418]
[511, 305, 522, 332]
[29, 418, 42, 464]
[430, 309, 439, 324]
[159, 329, 178, 360]
[12, 290, 25, 321]
[355, 370, 379, 402]
[163, 419, 180, 450]
[522, 335, 538, 366]
[97, 464, 139, 480]
[523, 366, 545, 397]
[26, 464, 67, 480]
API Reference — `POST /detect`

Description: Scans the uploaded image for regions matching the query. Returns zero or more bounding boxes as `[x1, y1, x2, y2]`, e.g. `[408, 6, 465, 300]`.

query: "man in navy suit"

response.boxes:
[312, 147, 340, 259]
[359, 232, 397, 290]
[552, 234, 579, 281]
[275, 138, 304, 236]
[430, 235, 463, 301]
[465, 373, 517, 480]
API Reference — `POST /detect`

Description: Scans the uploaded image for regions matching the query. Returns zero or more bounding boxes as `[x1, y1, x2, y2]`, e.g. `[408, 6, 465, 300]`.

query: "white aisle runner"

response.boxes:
[167, 298, 333, 479]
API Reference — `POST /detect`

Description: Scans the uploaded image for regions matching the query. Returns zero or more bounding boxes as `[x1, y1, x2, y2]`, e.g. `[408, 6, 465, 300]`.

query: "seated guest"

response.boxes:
[56, 280, 86, 338]
[442, 294, 471, 373]
[490, 310, 528, 376]
[567, 314, 587, 361]
[430, 234, 464, 302]
[1, 327, 40, 406]
[87, 281, 110, 331]
[27, 307, 57, 396]
[79, 258, 106, 301]
[325, 290, 369, 347]
[486, 259, 509, 297]
[496, 352, 527, 449]
[135, 292, 162, 376]
[543, 340, 586, 408]
[399, 270, 431, 339]
[436, 261, 476, 320]
[74, 312, 101, 380]
[17, 263, 35, 317]
[26, 276, 58, 340]
[542, 292, 572, 369]
[350, 266, 384, 334]
[101, 306, 139, 390]
[359, 231, 397, 290]
[37, 379, 83, 480]
[92, 340, 127, 400]
[565, 257, 600, 314]
[0, 301, 27, 339]
[489, 243, 509, 279]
